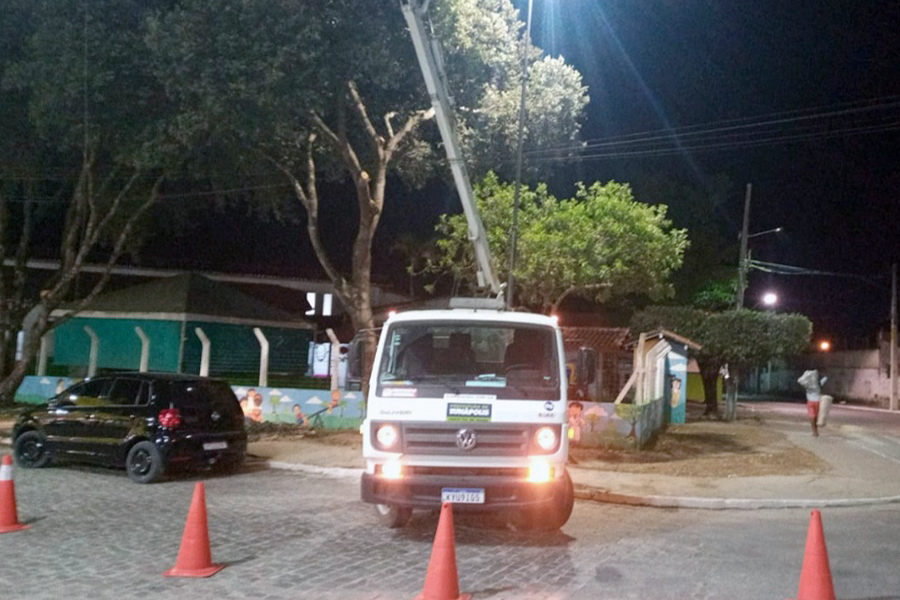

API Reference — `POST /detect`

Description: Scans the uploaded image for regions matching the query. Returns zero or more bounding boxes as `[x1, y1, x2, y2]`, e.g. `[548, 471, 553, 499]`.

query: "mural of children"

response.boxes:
[240, 388, 256, 422]
[670, 375, 682, 408]
[567, 401, 585, 445]
[250, 391, 264, 423]
[293, 404, 307, 426]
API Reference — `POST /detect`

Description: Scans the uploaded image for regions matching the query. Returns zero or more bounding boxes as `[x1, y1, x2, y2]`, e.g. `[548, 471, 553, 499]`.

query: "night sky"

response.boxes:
[523, 0, 900, 345]
[149, 1, 899, 347]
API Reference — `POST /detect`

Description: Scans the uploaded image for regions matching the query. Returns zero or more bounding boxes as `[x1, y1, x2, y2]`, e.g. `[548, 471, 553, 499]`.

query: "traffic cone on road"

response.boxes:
[164, 482, 224, 577]
[794, 509, 836, 600]
[414, 503, 471, 600]
[0, 454, 29, 534]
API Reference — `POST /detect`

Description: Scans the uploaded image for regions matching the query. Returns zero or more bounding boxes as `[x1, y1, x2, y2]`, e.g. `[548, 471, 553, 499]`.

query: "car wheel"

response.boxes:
[13, 431, 51, 468]
[125, 441, 165, 484]
[375, 503, 412, 528]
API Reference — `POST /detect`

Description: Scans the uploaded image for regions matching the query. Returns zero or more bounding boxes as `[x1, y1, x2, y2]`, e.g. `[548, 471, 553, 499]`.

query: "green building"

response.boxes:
[47, 273, 314, 384]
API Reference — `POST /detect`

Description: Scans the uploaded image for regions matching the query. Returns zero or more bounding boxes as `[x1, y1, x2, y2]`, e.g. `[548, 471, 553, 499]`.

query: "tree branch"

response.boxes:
[347, 80, 383, 158]
[384, 107, 434, 161]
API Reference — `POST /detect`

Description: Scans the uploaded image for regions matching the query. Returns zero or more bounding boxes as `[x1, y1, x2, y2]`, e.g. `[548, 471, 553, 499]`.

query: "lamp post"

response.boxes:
[506, 0, 534, 309]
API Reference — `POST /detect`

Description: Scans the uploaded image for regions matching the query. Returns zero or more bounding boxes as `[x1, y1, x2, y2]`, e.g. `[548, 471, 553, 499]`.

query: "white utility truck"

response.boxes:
[361, 306, 579, 529]
[359, 1, 587, 529]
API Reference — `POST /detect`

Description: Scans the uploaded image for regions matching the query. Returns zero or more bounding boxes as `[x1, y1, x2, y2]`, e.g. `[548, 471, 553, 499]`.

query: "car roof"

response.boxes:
[85, 372, 225, 383]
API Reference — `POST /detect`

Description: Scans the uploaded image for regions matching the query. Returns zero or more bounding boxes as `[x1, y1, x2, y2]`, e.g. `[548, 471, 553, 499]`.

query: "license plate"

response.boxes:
[203, 441, 228, 451]
[441, 488, 485, 504]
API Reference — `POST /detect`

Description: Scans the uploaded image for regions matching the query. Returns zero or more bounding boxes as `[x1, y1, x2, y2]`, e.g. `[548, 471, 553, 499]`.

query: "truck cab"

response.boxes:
[360, 308, 574, 529]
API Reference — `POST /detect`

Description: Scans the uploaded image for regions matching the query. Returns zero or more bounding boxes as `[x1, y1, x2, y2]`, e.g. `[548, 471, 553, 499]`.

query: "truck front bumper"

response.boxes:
[360, 469, 568, 511]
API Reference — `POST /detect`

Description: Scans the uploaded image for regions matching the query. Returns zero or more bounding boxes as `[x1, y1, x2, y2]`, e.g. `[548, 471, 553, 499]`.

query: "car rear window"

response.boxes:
[159, 380, 242, 416]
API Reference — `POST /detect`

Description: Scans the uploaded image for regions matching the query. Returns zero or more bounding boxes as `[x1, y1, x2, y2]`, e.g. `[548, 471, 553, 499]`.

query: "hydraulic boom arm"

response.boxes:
[400, 0, 502, 297]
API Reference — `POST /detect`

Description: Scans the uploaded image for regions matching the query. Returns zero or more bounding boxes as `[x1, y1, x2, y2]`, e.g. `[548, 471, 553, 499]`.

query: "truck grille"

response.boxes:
[400, 422, 531, 457]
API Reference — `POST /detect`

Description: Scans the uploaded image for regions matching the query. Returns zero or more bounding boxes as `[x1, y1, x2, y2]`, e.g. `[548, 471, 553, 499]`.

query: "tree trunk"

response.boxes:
[697, 358, 721, 418]
[723, 366, 740, 422]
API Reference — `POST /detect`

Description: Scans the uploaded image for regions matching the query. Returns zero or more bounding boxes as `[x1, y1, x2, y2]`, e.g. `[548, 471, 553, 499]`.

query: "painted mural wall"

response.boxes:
[566, 397, 665, 449]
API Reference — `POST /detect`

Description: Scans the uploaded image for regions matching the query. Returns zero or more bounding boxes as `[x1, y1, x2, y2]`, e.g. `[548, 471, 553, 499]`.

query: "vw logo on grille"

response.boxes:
[210, 411, 221, 422]
[456, 428, 477, 451]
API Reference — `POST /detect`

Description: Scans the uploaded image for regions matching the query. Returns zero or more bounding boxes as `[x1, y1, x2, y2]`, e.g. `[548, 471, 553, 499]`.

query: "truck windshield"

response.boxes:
[376, 321, 560, 400]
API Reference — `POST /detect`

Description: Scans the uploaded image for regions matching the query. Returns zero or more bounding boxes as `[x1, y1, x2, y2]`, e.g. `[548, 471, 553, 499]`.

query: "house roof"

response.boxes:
[634, 328, 703, 351]
[54, 273, 314, 329]
[561, 327, 631, 352]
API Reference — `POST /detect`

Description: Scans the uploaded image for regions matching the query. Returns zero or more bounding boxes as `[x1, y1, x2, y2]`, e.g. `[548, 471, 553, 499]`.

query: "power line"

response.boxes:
[522, 96, 900, 163]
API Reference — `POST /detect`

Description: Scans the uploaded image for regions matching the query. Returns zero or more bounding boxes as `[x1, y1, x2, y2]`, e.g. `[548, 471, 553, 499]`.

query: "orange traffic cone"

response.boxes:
[0, 454, 29, 534]
[794, 509, 836, 600]
[164, 482, 224, 577]
[414, 503, 471, 600]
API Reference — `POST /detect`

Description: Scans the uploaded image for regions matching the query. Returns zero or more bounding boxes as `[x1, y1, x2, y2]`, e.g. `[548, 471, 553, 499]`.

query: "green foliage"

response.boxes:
[432, 173, 689, 311]
[691, 279, 737, 311]
[632, 306, 812, 370]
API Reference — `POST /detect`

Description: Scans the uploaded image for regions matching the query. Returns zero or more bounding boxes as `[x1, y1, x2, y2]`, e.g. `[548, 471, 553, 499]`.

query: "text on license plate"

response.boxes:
[441, 488, 485, 504]
[203, 441, 228, 451]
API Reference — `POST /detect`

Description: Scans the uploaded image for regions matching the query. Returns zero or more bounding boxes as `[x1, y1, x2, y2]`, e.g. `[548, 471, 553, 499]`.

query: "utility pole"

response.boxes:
[735, 183, 752, 309]
[506, 0, 534, 309]
[891, 263, 897, 411]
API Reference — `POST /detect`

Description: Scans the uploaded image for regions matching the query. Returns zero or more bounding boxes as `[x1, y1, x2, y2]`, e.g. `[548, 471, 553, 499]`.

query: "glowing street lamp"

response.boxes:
[819, 340, 832, 352]
[762, 292, 778, 307]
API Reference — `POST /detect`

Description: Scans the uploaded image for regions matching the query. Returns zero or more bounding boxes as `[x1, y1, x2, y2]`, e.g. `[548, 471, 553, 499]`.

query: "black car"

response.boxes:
[12, 373, 248, 483]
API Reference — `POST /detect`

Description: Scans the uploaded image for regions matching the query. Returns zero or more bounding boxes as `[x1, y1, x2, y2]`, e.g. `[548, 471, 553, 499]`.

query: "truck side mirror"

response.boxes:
[575, 346, 597, 385]
[346, 334, 364, 390]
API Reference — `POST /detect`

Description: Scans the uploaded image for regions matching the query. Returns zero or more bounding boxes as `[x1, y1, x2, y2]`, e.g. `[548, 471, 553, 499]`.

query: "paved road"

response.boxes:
[3, 459, 900, 600]
[745, 399, 900, 464]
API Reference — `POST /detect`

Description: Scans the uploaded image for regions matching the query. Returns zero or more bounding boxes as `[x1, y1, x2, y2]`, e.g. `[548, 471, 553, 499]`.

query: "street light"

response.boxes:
[506, 0, 534, 309]
[748, 227, 783, 239]
[762, 291, 778, 307]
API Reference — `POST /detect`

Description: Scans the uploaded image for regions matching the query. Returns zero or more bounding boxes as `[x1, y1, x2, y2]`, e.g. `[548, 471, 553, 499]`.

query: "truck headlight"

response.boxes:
[375, 424, 400, 450]
[533, 426, 558, 452]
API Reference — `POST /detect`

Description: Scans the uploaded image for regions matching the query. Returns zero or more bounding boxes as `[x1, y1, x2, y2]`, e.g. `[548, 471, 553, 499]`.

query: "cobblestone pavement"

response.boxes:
[2, 460, 900, 600]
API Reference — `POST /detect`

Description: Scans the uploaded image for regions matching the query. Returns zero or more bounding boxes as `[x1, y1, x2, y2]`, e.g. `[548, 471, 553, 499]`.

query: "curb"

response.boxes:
[266, 460, 363, 479]
[573, 485, 900, 510]
[265, 460, 900, 510]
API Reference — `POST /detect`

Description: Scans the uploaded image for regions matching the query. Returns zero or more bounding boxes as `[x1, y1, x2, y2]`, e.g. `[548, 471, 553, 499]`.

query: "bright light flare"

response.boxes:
[819, 340, 831, 352]
[381, 459, 403, 479]
[527, 459, 553, 483]
[762, 292, 778, 306]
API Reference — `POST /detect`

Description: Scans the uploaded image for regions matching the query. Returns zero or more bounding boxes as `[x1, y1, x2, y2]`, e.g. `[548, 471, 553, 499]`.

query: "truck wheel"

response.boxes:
[517, 470, 574, 531]
[375, 503, 412, 528]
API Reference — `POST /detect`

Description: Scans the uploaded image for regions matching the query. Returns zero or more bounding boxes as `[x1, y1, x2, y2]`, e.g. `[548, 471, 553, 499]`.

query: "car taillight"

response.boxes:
[158, 408, 181, 429]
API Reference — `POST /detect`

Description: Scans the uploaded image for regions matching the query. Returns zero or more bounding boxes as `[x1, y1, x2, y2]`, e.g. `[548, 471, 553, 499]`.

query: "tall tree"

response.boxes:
[430, 173, 689, 312]
[0, 0, 183, 403]
[148, 0, 588, 387]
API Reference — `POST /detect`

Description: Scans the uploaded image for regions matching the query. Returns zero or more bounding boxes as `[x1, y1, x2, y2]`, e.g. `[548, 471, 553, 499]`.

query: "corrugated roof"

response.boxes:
[561, 326, 631, 352]
[66, 273, 313, 328]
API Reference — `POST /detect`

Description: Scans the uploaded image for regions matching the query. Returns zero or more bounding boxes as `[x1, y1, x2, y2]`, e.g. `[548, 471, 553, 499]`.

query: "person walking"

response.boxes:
[797, 369, 828, 436]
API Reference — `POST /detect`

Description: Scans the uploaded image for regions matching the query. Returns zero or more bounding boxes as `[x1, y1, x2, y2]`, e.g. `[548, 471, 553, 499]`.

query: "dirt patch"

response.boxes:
[570, 417, 825, 477]
[247, 422, 360, 446]
[249, 408, 828, 479]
